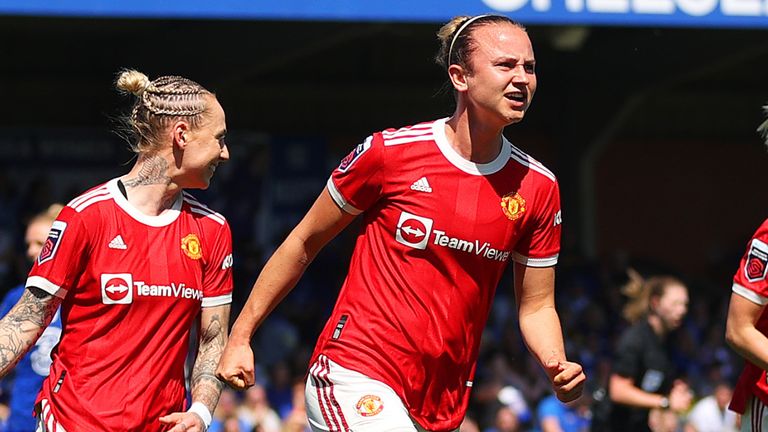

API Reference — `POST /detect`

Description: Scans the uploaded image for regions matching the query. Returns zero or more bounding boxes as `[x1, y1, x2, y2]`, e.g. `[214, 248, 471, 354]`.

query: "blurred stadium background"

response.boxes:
[0, 1, 767, 431]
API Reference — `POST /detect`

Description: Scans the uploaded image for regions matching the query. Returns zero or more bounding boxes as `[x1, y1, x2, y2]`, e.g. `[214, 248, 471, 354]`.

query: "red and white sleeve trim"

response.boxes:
[202, 293, 232, 308]
[326, 178, 362, 215]
[732, 283, 768, 305]
[512, 253, 558, 268]
[26, 276, 68, 298]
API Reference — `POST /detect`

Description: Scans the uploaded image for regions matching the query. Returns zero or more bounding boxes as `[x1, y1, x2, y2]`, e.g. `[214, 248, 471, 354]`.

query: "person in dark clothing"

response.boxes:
[594, 270, 693, 432]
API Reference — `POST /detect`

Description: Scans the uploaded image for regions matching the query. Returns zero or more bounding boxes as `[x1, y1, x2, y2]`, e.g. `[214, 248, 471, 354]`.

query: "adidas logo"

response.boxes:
[108, 235, 127, 250]
[410, 177, 432, 193]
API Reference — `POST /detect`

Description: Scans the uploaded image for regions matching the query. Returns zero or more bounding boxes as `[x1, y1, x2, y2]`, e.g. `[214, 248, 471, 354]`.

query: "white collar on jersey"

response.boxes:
[107, 178, 183, 227]
[432, 117, 512, 176]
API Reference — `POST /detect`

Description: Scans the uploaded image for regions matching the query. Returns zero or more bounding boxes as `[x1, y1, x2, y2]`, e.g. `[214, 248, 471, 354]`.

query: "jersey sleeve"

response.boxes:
[512, 179, 561, 267]
[327, 133, 385, 215]
[732, 220, 768, 305]
[26, 205, 90, 298]
[201, 220, 233, 308]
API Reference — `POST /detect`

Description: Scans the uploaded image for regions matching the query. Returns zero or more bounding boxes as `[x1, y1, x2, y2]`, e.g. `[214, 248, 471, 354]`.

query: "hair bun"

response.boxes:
[116, 69, 151, 96]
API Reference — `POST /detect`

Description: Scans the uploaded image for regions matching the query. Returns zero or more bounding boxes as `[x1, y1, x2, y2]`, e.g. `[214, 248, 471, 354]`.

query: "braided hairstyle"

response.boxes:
[116, 69, 213, 154]
[434, 15, 526, 75]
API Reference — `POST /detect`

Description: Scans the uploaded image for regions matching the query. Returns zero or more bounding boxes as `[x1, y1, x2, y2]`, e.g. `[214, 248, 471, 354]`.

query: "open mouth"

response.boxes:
[505, 92, 527, 104]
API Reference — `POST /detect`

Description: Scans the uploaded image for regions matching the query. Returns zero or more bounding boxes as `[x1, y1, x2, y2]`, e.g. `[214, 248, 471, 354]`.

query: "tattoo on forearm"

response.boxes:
[122, 156, 171, 188]
[191, 312, 226, 412]
[0, 288, 60, 376]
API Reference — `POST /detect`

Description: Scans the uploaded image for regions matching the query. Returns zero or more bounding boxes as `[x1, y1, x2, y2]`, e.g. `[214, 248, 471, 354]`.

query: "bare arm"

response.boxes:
[514, 264, 564, 365]
[609, 374, 665, 408]
[726, 292, 768, 370]
[0, 287, 62, 377]
[217, 189, 355, 389]
[514, 263, 585, 402]
[610, 372, 691, 412]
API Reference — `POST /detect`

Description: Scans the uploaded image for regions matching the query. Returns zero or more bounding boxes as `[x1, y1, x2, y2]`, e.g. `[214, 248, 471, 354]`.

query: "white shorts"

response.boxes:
[743, 396, 768, 432]
[305, 355, 452, 432]
[35, 399, 68, 432]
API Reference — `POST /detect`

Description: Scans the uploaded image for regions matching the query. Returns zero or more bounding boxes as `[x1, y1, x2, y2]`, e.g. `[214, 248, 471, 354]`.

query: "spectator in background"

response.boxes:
[0, 204, 63, 432]
[724, 105, 768, 432]
[497, 385, 532, 427]
[537, 391, 591, 432]
[266, 361, 295, 419]
[684, 382, 737, 432]
[218, 13, 584, 432]
[593, 270, 692, 431]
[210, 389, 250, 432]
[223, 416, 246, 432]
[238, 384, 281, 432]
[484, 406, 522, 432]
[647, 407, 680, 432]
[281, 380, 310, 432]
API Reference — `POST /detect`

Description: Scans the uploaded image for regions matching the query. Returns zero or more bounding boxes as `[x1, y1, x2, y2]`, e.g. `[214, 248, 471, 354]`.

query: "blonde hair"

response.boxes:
[621, 269, 685, 323]
[116, 69, 213, 154]
[29, 203, 64, 226]
[434, 15, 526, 73]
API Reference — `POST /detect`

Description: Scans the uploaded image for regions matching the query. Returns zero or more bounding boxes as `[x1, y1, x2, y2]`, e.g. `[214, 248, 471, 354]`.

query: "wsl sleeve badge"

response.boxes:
[745, 238, 768, 283]
[338, 136, 372, 173]
[38, 221, 67, 265]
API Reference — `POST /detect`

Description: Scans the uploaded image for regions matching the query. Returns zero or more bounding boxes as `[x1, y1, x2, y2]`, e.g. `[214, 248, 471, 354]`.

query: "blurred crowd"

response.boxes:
[0, 142, 746, 432]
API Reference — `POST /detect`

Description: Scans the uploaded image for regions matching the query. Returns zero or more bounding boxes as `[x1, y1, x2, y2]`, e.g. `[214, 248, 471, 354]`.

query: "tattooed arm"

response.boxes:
[160, 304, 230, 432]
[191, 304, 230, 412]
[0, 287, 62, 378]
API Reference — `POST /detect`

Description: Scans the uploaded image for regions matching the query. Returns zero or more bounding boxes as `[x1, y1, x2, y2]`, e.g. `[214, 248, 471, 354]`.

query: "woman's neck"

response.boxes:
[445, 111, 504, 164]
[121, 153, 180, 216]
[647, 314, 667, 338]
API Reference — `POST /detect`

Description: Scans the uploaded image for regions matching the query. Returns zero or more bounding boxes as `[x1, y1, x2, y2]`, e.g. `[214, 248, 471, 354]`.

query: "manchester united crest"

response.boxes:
[501, 192, 526, 221]
[181, 234, 202, 260]
[356, 394, 384, 417]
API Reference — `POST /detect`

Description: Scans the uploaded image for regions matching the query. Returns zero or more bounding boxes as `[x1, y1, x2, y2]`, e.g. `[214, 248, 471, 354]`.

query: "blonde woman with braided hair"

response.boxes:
[0, 69, 232, 432]
[217, 14, 584, 432]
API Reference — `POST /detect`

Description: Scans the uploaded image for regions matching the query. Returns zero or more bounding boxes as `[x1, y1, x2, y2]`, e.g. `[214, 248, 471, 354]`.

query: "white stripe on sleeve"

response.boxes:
[732, 283, 768, 305]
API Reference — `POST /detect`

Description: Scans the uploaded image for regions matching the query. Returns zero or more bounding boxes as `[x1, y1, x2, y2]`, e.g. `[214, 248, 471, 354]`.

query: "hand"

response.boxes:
[159, 411, 206, 432]
[668, 379, 693, 413]
[544, 359, 586, 403]
[215, 341, 255, 390]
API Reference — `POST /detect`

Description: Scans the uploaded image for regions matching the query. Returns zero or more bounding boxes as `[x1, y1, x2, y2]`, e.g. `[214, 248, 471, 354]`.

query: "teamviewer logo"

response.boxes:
[395, 212, 433, 250]
[101, 273, 133, 305]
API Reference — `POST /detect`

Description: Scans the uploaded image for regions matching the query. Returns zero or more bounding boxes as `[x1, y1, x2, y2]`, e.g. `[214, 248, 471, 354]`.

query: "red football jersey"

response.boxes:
[311, 118, 561, 431]
[730, 219, 768, 414]
[26, 179, 233, 432]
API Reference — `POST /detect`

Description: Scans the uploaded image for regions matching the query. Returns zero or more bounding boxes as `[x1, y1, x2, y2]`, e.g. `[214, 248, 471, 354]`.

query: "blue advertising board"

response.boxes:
[0, 0, 766, 28]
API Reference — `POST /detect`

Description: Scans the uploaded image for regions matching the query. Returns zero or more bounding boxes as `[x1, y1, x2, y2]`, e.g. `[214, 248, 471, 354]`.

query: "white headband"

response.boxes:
[447, 15, 492, 66]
